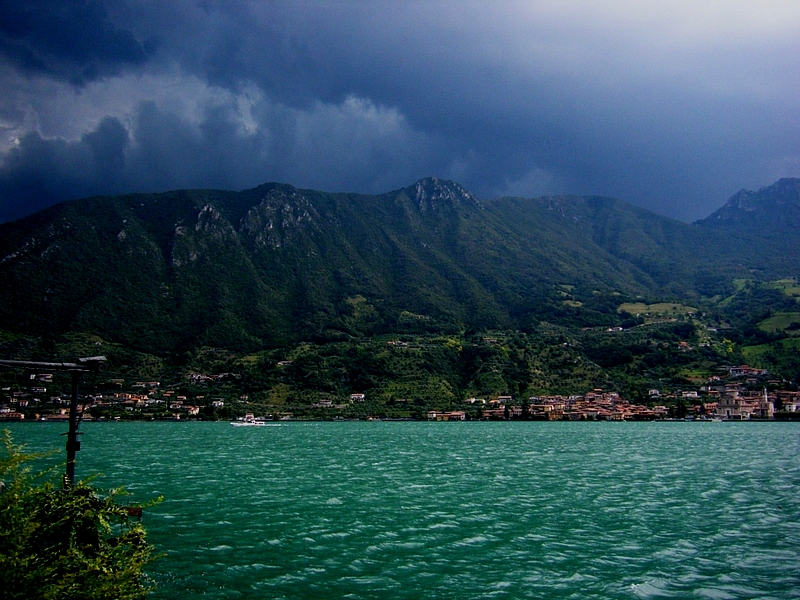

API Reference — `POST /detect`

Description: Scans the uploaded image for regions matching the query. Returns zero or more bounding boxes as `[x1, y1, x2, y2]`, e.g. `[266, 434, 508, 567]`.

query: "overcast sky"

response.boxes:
[1, 1, 798, 223]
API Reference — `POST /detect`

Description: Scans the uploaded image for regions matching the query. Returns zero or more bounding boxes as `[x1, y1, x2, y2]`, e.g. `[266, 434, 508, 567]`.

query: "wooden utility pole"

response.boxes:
[0, 357, 106, 485]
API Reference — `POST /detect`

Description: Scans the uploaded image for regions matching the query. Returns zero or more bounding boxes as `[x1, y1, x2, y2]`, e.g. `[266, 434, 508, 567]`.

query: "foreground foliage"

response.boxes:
[0, 431, 157, 600]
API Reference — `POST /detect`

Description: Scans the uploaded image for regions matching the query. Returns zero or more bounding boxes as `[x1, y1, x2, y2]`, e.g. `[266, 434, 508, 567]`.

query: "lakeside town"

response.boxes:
[2, 364, 799, 423]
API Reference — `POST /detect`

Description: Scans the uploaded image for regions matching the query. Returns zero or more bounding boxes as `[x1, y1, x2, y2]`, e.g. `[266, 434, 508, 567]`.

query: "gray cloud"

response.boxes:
[0, 0, 149, 84]
[0, 92, 444, 221]
[1, 1, 799, 223]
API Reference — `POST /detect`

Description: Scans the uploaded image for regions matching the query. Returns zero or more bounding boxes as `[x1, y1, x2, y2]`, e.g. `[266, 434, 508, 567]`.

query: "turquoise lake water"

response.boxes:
[5, 421, 800, 599]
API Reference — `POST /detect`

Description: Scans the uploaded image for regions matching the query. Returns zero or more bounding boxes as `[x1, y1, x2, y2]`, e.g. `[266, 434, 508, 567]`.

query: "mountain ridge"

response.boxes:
[0, 177, 797, 354]
[696, 177, 800, 230]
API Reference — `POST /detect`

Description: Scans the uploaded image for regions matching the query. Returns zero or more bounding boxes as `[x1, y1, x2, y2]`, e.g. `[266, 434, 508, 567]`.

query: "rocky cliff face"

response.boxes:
[697, 178, 800, 231]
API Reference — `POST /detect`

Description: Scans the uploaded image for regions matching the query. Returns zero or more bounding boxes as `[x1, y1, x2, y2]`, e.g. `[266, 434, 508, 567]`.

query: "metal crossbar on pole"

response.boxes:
[0, 357, 106, 484]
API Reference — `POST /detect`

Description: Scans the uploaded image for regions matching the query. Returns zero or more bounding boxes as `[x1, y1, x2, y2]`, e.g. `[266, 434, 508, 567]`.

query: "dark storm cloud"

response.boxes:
[0, 94, 441, 222]
[0, 0, 149, 84]
[0, 1, 798, 223]
[0, 116, 128, 221]
[132, 1, 799, 219]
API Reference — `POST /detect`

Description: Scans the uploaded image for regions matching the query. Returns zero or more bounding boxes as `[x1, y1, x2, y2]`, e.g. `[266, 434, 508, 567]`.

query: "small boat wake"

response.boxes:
[230, 413, 275, 427]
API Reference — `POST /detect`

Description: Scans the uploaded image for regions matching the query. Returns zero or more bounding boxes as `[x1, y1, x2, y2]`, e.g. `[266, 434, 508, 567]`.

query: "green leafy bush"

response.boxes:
[0, 430, 158, 599]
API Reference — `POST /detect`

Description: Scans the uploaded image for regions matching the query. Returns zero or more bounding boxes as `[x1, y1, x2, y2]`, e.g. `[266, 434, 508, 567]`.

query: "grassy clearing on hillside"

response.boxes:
[743, 345, 771, 361]
[234, 353, 263, 367]
[618, 302, 698, 317]
[676, 366, 718, 381]
[758, 312, 800, 334]
[742, 337, 800, 363]
[719, 278, 800, 308]
[717, 278, 751, 307]
[765, 278, 800, 298]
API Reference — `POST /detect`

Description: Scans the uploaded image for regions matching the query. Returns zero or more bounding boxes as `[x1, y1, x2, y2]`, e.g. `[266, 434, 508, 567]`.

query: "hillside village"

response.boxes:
[427, 383, 800, 421]
[2, 364, 799, 423]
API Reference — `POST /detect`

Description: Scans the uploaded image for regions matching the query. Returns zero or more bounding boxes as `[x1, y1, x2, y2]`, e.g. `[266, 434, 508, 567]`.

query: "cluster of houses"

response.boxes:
[430, 391, 667, 421]
[427, 381, 800, 422]
[2, 364, 799, 422]
[313, 393, 367, 409]
[698, 386, 799, 419]
[0, 377, 231, 421]
[85, 386, 211, 418]
[691, 366, 799, 419]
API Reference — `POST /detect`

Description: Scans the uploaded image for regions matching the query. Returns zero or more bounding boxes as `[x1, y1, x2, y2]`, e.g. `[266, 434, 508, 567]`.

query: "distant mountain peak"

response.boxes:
[725, 178, 800, 211]
[410, 177, 482, 211]
[697, 177, 800, 230]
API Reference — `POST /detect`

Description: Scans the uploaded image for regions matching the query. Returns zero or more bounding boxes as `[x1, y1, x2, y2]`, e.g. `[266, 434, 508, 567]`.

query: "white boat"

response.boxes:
[231, 413, 267, 426]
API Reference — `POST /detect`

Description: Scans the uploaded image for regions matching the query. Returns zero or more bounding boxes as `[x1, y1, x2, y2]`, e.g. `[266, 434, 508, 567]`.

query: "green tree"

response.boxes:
[0, 430, 158, 599]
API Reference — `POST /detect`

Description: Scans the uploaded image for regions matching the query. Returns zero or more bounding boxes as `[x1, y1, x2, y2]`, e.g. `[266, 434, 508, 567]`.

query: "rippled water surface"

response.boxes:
[7, 421, 800, 599]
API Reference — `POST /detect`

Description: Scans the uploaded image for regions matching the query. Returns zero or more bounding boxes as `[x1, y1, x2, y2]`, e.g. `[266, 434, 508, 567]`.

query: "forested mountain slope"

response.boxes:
[0, 177, 797, 354]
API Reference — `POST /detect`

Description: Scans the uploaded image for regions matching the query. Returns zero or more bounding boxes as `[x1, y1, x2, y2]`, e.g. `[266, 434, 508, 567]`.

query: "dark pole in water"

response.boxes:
[0, 357, 105, 485]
